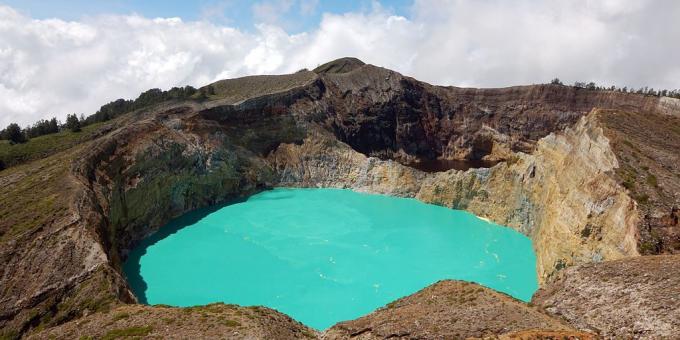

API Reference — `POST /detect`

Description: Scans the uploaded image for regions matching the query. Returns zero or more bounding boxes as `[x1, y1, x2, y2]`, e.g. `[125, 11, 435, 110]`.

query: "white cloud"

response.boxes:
[1, 1, 679, 127]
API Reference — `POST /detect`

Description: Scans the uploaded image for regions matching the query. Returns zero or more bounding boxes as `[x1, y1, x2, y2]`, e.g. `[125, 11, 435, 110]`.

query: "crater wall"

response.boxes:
[1, 61, 676, 337]
[270, 110, 640, 282]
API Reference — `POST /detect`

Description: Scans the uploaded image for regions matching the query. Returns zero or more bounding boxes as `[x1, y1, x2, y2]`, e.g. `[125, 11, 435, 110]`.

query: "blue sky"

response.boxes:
[1, 0, 413, 32]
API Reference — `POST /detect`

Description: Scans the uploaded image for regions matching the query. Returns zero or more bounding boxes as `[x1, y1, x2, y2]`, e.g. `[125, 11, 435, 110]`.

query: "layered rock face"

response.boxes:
[313, 63, 663, 163]
[597, 109, 680, 254]
[272, 110, 640, 282]
[1, 58, 678, 338]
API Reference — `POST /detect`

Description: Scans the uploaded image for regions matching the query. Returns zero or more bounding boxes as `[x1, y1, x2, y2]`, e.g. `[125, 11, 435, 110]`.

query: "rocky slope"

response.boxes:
[321, 280, 591, 340]
[30, 280, 596, 340]
[533, 255, 680, 339]
[30, 303, 317, 340]
[598, 109, 680, 254]
[1, 58, 679, 338]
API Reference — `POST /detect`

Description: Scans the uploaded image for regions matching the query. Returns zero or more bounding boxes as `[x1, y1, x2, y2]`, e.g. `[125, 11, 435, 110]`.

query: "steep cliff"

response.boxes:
[598, 109, 680, 254]
[1, 58, 678, 338]
[271, 110, 640, 282]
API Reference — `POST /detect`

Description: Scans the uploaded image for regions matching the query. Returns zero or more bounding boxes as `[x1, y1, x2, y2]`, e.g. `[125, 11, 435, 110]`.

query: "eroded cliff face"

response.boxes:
[0, 90, 314, 336]
[270, 109, 640, 282]
[597, 109, 680, 255]
[533, 255, 680, 339]
[1, 59, 677, 338]
[313, 64, 663, 164]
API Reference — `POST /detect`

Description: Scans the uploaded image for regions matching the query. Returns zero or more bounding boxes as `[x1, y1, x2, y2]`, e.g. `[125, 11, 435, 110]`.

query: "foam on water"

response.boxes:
[124, 188, 537, 329]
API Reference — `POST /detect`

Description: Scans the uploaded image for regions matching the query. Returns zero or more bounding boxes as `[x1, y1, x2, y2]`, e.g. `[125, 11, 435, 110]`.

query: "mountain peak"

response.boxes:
[313, 57, 366, 74]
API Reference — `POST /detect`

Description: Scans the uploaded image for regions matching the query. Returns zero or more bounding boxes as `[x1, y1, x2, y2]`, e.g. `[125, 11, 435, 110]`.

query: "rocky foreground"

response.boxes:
[1, 58, 679, 339]
[30, 304, 317, 340]
[322, 280, 583, 339]
[33, 280, 595, 340]
[533, 255, 680, 339]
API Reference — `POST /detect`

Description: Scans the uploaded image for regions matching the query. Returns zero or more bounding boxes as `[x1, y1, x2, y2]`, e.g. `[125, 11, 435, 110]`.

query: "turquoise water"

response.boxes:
[124, 188, 537, 330]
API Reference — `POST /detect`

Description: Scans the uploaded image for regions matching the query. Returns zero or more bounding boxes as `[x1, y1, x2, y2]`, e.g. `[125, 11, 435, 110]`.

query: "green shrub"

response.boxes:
[223, 319, 241, 327]
[102, 326, 152, 340]
[646, 174, 658, 187]
[112, 312, 129, 321]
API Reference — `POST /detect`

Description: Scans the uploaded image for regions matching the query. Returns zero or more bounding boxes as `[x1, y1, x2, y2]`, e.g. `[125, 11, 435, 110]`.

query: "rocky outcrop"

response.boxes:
[657, 96, 680, 117]
[30, 303, 317, 340]
[532, 255, 680, 339]
[271, 109, 640, 282]
[322, 280, 591, 340]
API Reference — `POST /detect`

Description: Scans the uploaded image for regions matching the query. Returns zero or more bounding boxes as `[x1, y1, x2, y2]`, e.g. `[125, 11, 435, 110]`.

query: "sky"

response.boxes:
[1, 0, 679, 127]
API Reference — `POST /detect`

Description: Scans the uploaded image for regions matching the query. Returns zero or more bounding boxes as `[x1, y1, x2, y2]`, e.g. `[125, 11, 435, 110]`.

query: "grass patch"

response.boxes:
[206, 71, 316, 103]
[0, 154, 72, 244]
[622, 177, 636, 191]
[505, 154, 521, 166]
[0, 329, 19, 340]
[634, 193, 649, 204]
[386, 300, 400, 309]
[101, 326, 152, 340]
[646, 174, 658, 187]
[301, 329, 317, 338]
[223, 319, 241, 327]
[112, 312, 130, 321]
[0, 123, 111, 243]
[0, 122, 107, 169]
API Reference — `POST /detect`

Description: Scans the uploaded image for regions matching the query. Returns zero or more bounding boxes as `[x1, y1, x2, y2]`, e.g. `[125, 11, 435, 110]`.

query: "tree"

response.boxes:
[196, 85, 215, 100]
[65, 114, 81, 132]
[49, 117, 59, 133]
[5, 123, 27, 144]
[550, 78, 563, 85]
[25, 117, 60, 138]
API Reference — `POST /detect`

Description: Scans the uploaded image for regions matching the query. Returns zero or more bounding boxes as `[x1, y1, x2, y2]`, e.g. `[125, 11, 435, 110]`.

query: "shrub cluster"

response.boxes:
[1, 85, 202, 143]
[550, 78, 680, 98]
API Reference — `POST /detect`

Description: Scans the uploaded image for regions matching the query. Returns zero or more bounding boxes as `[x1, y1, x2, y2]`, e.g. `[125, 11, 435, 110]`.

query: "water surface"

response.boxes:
[124, 188, 537, 329]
